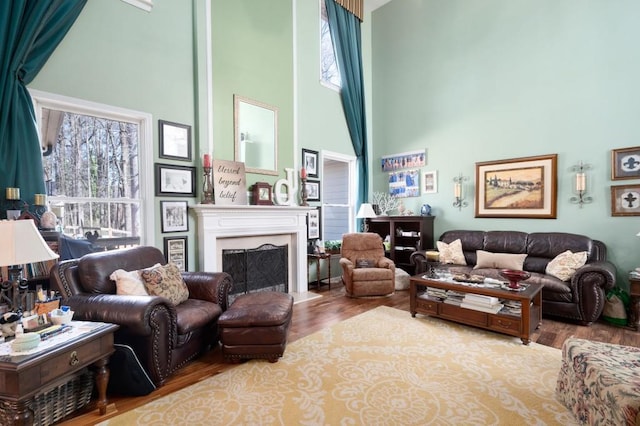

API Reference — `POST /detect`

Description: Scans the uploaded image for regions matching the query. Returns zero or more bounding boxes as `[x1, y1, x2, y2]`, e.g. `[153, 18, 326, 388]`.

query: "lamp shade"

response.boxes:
[356, 203, 377, 219]
[0, 220, 59, 267]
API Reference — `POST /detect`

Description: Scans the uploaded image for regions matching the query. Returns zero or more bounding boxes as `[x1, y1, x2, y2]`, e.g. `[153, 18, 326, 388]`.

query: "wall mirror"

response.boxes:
[234, 95, 278, 175]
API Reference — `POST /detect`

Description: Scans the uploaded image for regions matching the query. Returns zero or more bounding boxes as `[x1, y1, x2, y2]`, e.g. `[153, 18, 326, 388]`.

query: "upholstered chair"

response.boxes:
[50, 246, 233, 387]
[339, 233, 395, 297]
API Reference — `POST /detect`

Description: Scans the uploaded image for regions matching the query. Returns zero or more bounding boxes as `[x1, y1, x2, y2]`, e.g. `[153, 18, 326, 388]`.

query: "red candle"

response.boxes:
[203, 154, 211, 168]
[300, 168, 307, 179]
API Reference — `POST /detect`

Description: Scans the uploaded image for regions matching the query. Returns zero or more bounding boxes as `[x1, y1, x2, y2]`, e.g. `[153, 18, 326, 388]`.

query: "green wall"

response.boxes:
[211, 0, 294, 188]
[30, 0, 198, 265]
[370, 0, 640, 289]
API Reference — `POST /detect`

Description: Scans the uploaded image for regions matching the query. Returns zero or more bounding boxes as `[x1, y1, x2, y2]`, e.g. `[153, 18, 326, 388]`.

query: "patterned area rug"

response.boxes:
[99, 306, 576, 425]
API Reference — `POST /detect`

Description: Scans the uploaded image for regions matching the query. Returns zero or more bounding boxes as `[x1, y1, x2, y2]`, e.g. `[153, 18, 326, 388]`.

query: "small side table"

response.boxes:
[307, 253, 334, 290]
[629, 278, 640, 331]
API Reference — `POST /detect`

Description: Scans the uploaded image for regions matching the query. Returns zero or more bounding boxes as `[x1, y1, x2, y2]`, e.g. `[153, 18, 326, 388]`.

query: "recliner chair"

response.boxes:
[339, 233, 395, 297]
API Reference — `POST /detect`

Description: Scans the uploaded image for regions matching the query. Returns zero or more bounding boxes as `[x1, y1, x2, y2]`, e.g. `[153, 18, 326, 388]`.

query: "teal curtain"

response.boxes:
[324, 0, 369, 217]
[0, 0, 87, 215]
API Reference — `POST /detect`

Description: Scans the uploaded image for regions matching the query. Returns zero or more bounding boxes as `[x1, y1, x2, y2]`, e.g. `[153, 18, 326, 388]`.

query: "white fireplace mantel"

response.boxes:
[191, 204, 312, 293]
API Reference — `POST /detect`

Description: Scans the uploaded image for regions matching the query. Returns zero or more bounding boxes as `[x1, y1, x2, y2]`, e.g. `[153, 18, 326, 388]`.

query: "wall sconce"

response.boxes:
[453, 174, 469, 210]
[569, 161, 593, 208]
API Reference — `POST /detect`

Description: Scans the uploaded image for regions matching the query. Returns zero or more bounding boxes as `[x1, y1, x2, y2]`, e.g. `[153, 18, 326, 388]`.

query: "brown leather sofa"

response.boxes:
[50, 246, 233, 387]
[411, 230, 616, 325]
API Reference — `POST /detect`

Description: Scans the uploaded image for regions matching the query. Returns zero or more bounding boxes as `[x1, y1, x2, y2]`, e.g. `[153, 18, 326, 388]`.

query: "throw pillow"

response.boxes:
[545, 250, 587, 281]
[110, 269, 148, 296]
[436, 239, 467, 265]
[140, 263, 189, 305]
[356, 259, 377, 268]
[474, 250, 527, 270]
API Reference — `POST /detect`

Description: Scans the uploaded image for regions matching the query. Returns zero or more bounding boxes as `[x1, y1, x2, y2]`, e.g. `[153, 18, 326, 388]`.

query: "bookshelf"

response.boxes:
[366, 216, 435, 273]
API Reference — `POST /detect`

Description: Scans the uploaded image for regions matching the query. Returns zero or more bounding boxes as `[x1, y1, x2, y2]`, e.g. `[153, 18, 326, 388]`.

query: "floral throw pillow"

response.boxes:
[545, 250, 588, 281]
[140, 263, 189, 305]
[436, 239, 467, 265]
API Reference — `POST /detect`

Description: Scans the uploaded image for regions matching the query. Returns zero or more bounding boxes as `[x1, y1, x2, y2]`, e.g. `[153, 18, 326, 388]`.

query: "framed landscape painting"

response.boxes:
[475, 154, 557, 219]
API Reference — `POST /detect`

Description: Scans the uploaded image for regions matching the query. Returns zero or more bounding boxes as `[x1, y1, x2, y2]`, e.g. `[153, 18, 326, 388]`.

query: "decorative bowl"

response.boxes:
[499, 269, 531, 289]
[49, 309, 74, 325]
[12, 332, 41, 352]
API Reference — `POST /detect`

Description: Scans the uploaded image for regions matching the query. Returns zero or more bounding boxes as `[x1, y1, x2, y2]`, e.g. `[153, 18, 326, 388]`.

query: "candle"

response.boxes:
[576, 173, 586, 192]
[34, 194, 47, 206]
[454, 183, 462, 198]
[6, 187, 19, 200]
[300, 168, 307, 179]
[203, 154, 211, 168]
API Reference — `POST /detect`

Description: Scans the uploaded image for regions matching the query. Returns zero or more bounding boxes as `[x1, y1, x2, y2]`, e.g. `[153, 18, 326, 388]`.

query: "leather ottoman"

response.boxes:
[218, 292, 294, 363]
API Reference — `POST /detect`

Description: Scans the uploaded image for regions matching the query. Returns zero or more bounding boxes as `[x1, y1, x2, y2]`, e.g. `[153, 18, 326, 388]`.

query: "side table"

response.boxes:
[629, 278, 640, 331]
[0, 321, 118, 425]
[307, 253, 334, 290]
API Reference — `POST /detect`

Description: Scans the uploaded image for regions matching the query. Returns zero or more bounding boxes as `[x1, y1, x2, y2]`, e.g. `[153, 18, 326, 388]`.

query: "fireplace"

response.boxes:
[223, 243, 288, 299]
[191, 205, 311, 294]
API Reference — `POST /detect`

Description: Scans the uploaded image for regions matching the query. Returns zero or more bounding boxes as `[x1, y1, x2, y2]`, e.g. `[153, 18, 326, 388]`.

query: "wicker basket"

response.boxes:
[0, 368, 94, 426]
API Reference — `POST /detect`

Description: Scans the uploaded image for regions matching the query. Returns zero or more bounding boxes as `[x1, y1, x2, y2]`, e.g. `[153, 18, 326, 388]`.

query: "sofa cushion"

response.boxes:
[110, 269, 148, 296]
[436, 239, 466, 265]
[546, 250, 588, 281]
[140, 263, 189, 305]
[474, 250, 527, 271]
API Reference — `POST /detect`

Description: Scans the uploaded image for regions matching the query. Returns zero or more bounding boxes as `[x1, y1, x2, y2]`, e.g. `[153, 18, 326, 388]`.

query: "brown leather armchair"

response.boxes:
[339, 233, 395, 297]
[50, 246, 233, 387]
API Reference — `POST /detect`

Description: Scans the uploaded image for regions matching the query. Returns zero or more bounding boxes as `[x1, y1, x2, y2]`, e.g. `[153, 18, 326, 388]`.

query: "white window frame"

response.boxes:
[29, 89, 155, 246]
[321, 150, 357, 238]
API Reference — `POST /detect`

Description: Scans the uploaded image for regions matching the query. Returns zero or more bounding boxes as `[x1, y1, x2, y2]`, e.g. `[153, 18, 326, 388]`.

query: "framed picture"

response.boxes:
[475, 154, 558, 219]
[307, 208, 321, 239]
[159, 120, 192, 161]
[422, 170, 438, 194]
[389, 169, 420, 197]
[381, 149, 426, 172]
[161, 200, 189, 233]
[611, 146, 640, 180]
[302, 148, 319, 178]
[611, 184, 640, 216]
[163, 236, 188, 272]
[306, 180, 320, 202]
[155, 163, 196, 197]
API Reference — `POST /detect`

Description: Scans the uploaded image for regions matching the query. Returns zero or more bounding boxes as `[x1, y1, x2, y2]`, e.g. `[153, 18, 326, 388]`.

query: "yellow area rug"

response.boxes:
[99, 306, 576, 425]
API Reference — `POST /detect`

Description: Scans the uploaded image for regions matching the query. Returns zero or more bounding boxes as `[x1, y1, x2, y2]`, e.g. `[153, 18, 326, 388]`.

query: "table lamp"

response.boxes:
[0, 219, 59, 313]
[356, 203, 377, 232]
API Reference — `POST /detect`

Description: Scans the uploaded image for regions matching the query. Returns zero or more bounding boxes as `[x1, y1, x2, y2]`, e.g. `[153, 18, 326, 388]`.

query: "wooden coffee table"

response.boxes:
[410, 274, 543, 345]
[0, 321, 118, 425]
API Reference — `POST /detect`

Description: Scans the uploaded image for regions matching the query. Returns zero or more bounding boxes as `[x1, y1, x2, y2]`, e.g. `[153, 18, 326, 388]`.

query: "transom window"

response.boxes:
[320, 0, 341, 90]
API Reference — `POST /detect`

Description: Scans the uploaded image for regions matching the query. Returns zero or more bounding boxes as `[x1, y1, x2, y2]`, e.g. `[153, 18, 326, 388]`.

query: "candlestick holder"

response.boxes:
[202, 166, 214, 204]
[300, 177, 308, 206]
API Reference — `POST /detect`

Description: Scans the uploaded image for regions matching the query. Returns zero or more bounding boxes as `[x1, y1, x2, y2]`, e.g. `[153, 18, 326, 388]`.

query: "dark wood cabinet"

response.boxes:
[366, 215, 434, 273]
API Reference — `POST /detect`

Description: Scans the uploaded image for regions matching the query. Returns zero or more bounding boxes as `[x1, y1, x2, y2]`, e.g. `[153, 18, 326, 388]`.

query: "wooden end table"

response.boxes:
[0, 321, 118, 425]
[307, 253, 335, 290]
[629, 278, 640, 331]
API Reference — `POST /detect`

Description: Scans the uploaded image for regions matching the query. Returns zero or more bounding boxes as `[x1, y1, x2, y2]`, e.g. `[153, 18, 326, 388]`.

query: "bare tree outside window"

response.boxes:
[42, 108, 141, 241]
[320, 0, 341, 89]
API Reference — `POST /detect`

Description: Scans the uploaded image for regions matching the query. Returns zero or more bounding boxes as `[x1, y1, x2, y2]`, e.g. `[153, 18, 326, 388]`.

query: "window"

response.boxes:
[320, 0, 341, 90]
[321, 152, 356, 240]
[30, 90, 154, 246]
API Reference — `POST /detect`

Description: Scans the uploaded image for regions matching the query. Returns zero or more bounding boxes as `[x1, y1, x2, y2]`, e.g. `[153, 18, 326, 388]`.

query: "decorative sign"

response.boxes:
[212, 160, 247, 205]
[274, 168, 297, 206]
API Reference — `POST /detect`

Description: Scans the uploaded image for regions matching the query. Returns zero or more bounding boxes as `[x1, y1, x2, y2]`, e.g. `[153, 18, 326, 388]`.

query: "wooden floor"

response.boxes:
[62, 285, 639, 425]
